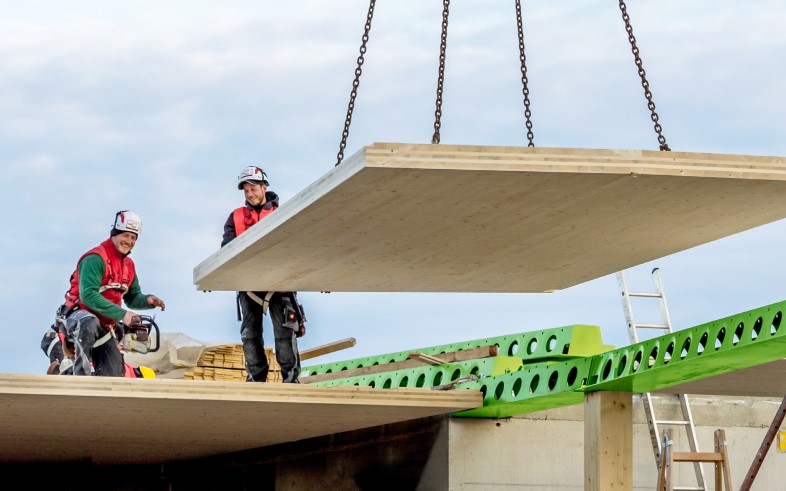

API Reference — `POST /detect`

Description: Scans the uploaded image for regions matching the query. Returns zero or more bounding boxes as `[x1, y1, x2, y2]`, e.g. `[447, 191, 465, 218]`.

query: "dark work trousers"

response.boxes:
[65, 309, 124, 376]
[238, 291, 301, 383]
[40, 327, 63, 364]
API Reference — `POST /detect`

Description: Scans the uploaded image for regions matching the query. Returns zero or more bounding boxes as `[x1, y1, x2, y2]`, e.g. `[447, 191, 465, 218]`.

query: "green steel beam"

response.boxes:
[303, 324, 612, 377]
[581, 300, 786, 393]
[304, 300, 786, 419]
[452, 357, 595, 418]
[310, 356, 525, 389]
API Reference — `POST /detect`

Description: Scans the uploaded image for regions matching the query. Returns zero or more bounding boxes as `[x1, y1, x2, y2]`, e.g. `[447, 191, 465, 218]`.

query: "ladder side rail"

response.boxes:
[620, 268, 707, 490]
[652, 268, 675, 332]
[643, 392, 663, 466]
[678, 393, 706, 487]
[651, 268, 706, 490]
[616, 271, 641, 343]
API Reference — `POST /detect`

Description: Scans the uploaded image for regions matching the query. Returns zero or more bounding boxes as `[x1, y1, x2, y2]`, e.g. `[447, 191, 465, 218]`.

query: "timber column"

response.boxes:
[584, 391, 633, 490]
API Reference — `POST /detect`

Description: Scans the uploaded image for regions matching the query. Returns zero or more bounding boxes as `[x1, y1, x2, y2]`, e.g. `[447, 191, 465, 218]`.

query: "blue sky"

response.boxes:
[2, 1, 785, 375]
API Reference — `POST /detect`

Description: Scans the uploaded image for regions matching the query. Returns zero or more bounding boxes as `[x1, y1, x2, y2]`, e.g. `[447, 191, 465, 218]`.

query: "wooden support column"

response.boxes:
[584, 391, 633, 491]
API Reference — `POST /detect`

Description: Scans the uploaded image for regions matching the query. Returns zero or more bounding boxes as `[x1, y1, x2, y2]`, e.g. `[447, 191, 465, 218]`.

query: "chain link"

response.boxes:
[431, 0, 451, 144]
[618, 0, 670, 151]
[515, 0, 534, 147]
[336, 0, 377, 166]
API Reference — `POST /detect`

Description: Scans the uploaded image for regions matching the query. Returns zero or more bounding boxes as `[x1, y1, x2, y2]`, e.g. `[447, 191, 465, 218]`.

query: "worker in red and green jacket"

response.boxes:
[49, 210, 166, 376]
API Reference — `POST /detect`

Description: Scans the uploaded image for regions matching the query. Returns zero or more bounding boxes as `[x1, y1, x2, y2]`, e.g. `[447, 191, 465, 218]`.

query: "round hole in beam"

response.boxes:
[547, 335, 558, 352]
[715, 327, 726, 350]
[733, 322, 744, 345]
[648, 346, 659, 368]
[494, 381, 505, 400]
[633, 350, 643, 372]
[680, 337, 691, 360]
[602, 359, 613, 381]
[530, 374, 540, 394]
[568, 366, 578, 386]
[512, 377, 522, 397]
[697, 332, 708, 355]
[752, 317, 762, 340]
[664, 341, 674, 364]
[548, 370, 559, 390]
[617, 354, 627, 377]
[771, 311, 782, 335]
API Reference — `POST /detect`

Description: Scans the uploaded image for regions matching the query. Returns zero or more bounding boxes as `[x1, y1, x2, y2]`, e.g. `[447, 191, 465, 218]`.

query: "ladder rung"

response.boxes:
[657, 420, 690, 426]
[627, 292, 662, 298]
[673, 451, 724, 463]
[633, 323, 669, 329]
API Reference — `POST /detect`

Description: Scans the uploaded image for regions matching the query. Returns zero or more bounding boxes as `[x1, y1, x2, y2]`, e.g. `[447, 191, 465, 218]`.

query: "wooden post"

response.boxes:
[584, 391, 633, 491]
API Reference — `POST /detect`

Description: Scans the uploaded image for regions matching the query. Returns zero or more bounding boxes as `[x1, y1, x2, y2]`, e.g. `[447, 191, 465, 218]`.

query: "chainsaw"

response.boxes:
[119, 314, 161, 354]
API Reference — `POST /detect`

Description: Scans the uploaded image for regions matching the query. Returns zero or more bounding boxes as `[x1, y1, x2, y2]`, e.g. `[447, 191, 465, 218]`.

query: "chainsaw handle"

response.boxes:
[137, 315, 161, 353]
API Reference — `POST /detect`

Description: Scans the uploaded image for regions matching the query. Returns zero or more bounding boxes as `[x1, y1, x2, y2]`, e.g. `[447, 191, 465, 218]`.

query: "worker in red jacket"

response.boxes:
[221, 166, 302, 383]
[48, 210, 166, 376]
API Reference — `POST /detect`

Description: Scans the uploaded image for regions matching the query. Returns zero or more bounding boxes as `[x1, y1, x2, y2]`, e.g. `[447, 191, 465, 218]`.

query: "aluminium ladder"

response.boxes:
[616, 268, 707, 491]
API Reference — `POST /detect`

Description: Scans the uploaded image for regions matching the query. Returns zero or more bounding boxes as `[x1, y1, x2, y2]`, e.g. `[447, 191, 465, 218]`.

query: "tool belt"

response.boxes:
[243, 291, 307, 338]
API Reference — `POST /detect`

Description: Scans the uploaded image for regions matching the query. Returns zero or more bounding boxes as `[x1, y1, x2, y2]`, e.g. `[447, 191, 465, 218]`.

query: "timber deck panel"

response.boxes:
[194, 143, 786, 293]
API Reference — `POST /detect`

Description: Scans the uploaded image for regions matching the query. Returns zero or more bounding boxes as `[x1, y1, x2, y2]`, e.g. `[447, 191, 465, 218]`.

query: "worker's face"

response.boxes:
[243, 182, 267, 207]
[111, 231, 138, 255]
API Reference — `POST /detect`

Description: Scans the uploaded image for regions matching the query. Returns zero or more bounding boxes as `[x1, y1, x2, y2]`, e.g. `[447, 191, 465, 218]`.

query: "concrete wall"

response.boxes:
[446, 395, 786, 490]
[106, 394, 783, 490]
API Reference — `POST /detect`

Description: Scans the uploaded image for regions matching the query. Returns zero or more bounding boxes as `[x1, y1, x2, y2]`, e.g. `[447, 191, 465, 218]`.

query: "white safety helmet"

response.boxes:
[237, 165, 269, 189]
[112, 210, 142, 237]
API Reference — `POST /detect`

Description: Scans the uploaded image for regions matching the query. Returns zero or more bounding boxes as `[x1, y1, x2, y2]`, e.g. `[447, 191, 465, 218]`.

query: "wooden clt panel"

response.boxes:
[193, 143, 786, 293]
[0, 374, 480, 465]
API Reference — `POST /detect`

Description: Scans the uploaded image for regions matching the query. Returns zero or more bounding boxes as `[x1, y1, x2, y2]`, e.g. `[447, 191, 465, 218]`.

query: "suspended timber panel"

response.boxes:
[194, 143, 786, 293]
[0, 374, 480, 465]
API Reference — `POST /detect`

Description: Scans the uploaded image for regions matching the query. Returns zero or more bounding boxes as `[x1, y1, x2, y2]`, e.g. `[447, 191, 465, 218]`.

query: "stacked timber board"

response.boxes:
[193, 143, 786, 293]
[183, 344, 281, 382]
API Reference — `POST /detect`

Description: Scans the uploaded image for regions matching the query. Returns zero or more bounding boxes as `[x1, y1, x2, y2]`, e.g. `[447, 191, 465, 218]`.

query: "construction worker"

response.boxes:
[221, 166, 302, 383]
[49, 210, 166, 376]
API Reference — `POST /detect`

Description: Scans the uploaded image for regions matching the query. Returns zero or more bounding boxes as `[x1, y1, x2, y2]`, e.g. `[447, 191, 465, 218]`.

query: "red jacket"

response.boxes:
[64, 238, 136, 327]
[232, 206, 276, 236]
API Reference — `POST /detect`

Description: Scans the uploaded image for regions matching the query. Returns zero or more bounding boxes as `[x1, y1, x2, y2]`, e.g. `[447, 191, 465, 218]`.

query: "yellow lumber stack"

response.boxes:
[182, 344, 282, 382]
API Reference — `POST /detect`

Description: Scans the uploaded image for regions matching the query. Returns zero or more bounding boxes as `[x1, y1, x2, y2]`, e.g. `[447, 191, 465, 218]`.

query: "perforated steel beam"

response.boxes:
[582, 300, 786, 393]
[303, 324, 612, 378]
[306, 300, 786, 419]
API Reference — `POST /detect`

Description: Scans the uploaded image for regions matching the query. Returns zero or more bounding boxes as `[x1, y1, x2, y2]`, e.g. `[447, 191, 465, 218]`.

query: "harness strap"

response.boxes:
[45, 332, 60, 358]
[98, 283, 129, 294]
[93, 331, 114, 348]
[247, 291, 275, 314]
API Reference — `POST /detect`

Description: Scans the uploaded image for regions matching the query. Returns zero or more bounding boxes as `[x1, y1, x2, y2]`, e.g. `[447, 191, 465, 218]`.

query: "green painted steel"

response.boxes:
[452, 357, 595, 418]
[303, 324, 613, 377]
[304, 300, 786, 419]
[581, 300, 786, 393]
[310, 356, 524, 389]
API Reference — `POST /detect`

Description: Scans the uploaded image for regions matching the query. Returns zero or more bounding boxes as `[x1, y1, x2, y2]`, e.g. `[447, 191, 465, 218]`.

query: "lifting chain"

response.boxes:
[431, 0, 451, 144]
[336, 0, 377, 166]
[618, 0, 670, 151]
[515, 0, 534, 147]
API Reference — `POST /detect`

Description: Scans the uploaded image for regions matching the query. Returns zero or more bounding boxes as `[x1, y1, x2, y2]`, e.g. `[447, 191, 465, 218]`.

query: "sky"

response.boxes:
[2, 1, 786, 376]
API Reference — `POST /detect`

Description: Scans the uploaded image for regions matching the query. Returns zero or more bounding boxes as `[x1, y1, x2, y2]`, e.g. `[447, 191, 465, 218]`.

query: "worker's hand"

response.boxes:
[122, 310, 140, 326]
[147, 295, 166, 311]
